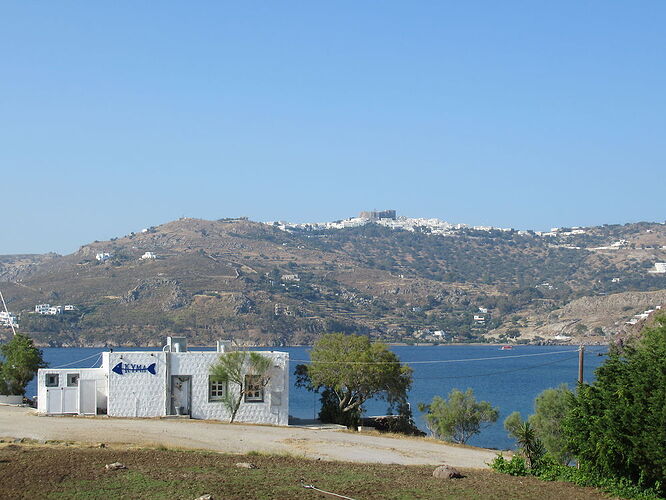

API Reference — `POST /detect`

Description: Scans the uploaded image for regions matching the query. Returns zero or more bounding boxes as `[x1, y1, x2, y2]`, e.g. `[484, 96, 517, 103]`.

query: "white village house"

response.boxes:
[37, 337, 289, 426]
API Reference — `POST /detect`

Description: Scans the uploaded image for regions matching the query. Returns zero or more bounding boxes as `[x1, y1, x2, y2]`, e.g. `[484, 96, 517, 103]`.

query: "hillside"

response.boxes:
[1, 216, 665, 347]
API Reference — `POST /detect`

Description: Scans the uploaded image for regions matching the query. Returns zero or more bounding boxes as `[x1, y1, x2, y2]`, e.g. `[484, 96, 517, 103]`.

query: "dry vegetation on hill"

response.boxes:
[1, 218, 665, 346]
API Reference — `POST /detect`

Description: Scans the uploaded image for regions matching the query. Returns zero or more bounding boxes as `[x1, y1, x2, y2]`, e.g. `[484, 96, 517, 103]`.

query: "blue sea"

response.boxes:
[26, 344, 607, 450]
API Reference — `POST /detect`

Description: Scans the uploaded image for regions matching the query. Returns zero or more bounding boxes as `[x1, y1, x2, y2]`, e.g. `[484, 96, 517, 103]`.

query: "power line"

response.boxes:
[291, 348, 579, 365]
[413, 354, 579, 380]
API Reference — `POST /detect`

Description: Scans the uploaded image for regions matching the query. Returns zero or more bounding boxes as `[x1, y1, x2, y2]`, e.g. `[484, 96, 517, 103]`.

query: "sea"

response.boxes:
[25, 344, 608, 450]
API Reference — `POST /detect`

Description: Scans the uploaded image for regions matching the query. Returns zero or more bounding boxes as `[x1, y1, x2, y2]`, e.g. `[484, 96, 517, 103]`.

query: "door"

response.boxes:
[46, 388, 62, 413]
[170, 376, 191, 415]
[62, 387, 78, 413]
[79, 380, 97, 415]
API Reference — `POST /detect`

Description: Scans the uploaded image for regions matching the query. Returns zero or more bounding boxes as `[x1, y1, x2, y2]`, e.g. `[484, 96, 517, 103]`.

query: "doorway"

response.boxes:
[170, 375, 191, 416]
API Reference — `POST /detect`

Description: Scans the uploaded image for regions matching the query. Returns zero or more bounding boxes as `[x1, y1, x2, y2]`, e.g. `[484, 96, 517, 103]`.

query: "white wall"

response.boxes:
[105, 350, 289, 425]
[37, 368, 107, 413]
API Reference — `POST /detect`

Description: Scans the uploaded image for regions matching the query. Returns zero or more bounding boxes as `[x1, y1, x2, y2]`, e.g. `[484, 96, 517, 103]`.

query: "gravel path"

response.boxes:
[0, 405, 498, 467]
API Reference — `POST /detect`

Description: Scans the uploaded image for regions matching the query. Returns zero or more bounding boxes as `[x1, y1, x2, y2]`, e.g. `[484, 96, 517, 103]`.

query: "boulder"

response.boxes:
[195, 495, 213, 500]
[432, 465, 463, 479]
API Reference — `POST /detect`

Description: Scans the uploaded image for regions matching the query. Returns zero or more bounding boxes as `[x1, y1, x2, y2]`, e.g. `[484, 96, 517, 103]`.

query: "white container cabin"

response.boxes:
[37, 337, 289, 426]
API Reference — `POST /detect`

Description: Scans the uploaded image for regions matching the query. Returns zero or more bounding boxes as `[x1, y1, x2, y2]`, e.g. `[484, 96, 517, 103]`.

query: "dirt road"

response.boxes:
[0, 405, 498, 467]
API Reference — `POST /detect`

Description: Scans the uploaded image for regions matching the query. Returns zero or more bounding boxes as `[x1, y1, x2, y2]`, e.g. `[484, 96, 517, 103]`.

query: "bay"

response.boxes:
[25, 344, 607, 450]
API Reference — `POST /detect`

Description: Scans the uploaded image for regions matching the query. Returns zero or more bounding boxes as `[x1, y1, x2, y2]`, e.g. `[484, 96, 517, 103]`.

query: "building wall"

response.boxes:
[105, 350, 289, 425]
[170, 351, 289, 425]
[37, 367, 107, 413]
[106, 351, 168, 418]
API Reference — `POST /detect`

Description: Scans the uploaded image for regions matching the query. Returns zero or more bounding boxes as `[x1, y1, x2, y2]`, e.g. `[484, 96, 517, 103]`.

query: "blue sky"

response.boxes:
[1, 2, 664, 254]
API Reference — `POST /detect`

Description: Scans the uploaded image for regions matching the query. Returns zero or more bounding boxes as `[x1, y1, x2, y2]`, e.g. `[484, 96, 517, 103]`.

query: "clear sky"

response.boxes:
[1, 2, 664, 255]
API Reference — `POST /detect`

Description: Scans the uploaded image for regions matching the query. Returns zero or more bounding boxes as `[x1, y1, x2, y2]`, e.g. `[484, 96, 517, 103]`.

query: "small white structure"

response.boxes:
[0, 311, 18, 327]
[35, 304, 63, 315]
[649, 262, 666, 274]
[64, 305, 77, 311]
[96, 252, 111, 262]
[37, 337, 289, 426]
[140, 252, 157, 260]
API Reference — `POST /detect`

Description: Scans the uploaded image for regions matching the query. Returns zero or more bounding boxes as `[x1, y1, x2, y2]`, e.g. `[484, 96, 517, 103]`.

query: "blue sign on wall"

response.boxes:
[112, 362, 157, 375]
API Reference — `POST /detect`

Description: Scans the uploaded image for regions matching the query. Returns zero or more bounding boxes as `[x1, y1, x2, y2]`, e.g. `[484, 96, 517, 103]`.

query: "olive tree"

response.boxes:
[297, 333, 412, 428]
[209, 350, 272, 423]
[419, 388, 499, 444]
[0, 333, 47, 396]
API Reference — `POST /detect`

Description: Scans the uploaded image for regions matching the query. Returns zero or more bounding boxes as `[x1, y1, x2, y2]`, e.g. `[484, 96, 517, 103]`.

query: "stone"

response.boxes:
[97, 443, 106, 448]
[195, 495, 213, 500]
[432, 465, 463, 479]
[235, 462, 258, 469]
[105, 462, 128, 471]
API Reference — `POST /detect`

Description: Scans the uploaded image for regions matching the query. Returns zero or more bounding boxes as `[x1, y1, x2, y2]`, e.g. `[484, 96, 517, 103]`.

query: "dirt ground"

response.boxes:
[0, 405, 498, 467]
[0, 442, 612, 500]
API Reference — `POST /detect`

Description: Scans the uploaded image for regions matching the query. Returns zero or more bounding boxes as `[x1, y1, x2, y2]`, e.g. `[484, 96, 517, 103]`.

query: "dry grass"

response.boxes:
[0, 441, 611, 500]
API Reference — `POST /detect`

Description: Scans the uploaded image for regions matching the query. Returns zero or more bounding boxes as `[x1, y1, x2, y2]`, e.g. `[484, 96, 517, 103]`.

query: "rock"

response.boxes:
[432, 465, 463, 479]
[235, 462, 258, 469]
[195, 495, 213, 500]
[97, 443, 106, 448]
[105, 462, 127, 471]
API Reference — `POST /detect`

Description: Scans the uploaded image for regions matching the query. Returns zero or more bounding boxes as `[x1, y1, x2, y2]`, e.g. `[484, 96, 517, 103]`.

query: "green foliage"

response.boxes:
[0, 333, 47, 395]
[503, 412, 545, 468]
[564, 315, 666, 496]
[529, 384, 572, 464]
[419, 388, 499, 444]
[209, 349, 272, 423]
[489, 454, 529, 476]
[297, 334, 412, 428]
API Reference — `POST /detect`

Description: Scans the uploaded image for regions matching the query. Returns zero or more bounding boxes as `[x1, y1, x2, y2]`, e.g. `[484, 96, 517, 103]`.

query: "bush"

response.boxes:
[564, 315, 666, 496]
[489, 455, 528, 476]
[419, 388, 499, 444]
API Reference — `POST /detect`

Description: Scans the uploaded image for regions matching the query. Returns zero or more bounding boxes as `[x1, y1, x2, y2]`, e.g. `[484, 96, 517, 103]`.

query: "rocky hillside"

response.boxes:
[0, 217, 665, 347]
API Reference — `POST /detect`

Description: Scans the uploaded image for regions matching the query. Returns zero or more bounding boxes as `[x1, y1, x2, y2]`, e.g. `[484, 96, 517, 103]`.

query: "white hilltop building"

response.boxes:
[35, 304, 64, 315]
[96, 252, 111, 262]
[140, 251, 158, 260]
[37, 337, 289, 425]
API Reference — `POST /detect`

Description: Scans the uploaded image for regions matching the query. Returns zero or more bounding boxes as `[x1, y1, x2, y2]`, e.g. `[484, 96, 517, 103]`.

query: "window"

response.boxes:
[208, 377, 227, 401]
[45, 374, 59, 387]
[67, 373, 79, 387]
[244, 375, 264, 402]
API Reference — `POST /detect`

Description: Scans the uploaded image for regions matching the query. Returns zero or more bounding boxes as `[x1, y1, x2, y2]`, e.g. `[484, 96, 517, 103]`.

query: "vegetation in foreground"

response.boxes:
[491, 315, 666, 499]
[0, 442, 612, 500]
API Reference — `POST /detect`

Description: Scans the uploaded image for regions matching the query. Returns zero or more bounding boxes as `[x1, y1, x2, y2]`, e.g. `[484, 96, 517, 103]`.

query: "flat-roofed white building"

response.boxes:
[37, 337, 289, 426]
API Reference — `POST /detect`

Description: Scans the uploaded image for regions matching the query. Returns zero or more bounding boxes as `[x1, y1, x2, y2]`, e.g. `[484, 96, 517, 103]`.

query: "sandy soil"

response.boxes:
[0, 405, 498, 467]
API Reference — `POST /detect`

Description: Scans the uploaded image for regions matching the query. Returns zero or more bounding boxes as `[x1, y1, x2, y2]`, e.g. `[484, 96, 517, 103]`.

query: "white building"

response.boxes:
[0, 311, 18, 327]
[64, 305, 77, 311]
[141, 252, 157, 260]
[96, 252, 111, 262]
[649, 262, 666, 274]
[37, 337, 289, 426]
[35, 304, 63, 315]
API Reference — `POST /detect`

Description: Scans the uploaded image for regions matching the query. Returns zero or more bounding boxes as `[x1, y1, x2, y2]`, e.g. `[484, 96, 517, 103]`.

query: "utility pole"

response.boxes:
[578, 345, 585, 384]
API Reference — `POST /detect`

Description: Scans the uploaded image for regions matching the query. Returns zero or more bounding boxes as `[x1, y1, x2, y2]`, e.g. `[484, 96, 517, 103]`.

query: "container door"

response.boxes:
[79, 380, 97, 415]
[46, 388, 62, 413]
[62, 387, 78, 413]
[170, 376, 191, 415]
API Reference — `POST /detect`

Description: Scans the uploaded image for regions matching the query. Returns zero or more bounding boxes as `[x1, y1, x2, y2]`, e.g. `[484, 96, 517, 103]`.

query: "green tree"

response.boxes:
[0, 333, 47, 396]
[564, 315, 666, 496]
[530, 384, 572, 464]
[419, 388, 499, 444]
[209, 350, 272, 423]
[298, 333, 412, 428]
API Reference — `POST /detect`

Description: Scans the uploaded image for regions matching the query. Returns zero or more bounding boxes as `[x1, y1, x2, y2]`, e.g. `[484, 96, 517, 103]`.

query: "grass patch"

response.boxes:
[0, 443, 613, 499]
